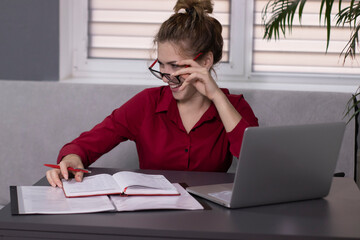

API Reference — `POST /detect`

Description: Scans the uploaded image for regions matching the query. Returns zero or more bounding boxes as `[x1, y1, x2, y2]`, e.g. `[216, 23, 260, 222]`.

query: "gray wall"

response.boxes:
[0, 0, 59, 81]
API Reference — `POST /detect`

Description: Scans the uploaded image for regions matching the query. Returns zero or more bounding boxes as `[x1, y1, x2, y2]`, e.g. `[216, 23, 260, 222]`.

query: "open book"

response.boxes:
[10, 184, 203, 215]
[61, 171, 180, 197]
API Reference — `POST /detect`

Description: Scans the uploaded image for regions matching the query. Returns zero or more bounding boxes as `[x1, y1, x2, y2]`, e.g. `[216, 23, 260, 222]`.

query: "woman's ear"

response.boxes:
[201, 52, 214, 70]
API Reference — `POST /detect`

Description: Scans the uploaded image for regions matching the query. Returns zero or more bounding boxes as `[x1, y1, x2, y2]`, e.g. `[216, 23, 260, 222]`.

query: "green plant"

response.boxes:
[345, 86, 360, 123]
[261, 0, 360, 123]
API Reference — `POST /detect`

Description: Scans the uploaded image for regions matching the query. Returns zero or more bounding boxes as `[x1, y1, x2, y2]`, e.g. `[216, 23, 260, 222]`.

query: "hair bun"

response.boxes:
[174, 0, 214, 17]
[185, 7, 195, 15]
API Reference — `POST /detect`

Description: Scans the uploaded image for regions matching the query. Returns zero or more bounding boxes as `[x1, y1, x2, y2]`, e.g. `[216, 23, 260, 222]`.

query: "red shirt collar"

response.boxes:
[155, 86, 173, 113]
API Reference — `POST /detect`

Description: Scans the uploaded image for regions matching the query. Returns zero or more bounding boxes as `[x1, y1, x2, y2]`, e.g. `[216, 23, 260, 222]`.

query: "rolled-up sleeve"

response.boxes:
[226, 95, 259, 158]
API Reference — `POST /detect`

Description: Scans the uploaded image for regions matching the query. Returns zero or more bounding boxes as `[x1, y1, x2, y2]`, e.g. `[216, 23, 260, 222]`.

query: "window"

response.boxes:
[69, 0, 245, 83]
[88, 0, 230, 61]
[62, 0, 359, 89]
[253, 0, 360, 75]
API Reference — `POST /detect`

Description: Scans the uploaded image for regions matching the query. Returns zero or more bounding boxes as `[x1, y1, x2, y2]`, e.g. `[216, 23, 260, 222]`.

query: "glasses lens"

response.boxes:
[149, 60, 181, 84]
[164, 74, 180, 84]
[149, 69, 163, 80]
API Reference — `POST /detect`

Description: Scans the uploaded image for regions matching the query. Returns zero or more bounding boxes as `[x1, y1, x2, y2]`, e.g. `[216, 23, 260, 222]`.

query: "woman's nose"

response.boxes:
[161, 65, 173, 74]
[160, 68, 173, 83]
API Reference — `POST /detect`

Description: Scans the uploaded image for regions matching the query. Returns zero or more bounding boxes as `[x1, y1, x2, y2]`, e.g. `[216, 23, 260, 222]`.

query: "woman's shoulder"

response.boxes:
[115, 86, 169, 116]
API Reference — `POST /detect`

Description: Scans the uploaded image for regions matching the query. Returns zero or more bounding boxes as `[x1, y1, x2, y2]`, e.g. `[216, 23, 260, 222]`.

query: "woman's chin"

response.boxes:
[171, 88, 186, 101]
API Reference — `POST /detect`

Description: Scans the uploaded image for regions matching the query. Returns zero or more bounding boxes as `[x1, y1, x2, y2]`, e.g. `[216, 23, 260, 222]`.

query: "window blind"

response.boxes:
[88, 0, 230, 62]
[253, 0, 360, 75]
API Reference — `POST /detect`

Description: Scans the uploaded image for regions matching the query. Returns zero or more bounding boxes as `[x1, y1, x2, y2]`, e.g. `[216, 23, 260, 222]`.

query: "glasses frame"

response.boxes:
[148, 53, 203, 84]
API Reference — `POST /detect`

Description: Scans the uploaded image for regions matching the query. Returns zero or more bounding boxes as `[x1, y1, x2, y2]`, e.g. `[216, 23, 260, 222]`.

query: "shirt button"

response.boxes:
[185, 149, 189, 153]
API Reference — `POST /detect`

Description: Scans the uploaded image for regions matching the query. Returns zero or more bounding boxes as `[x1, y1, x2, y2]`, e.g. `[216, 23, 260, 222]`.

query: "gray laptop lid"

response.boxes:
[187, 122, 346, 208]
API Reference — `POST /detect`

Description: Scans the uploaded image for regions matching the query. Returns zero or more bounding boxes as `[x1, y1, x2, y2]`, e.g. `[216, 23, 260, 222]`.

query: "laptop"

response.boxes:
[186, 122, 346, 208]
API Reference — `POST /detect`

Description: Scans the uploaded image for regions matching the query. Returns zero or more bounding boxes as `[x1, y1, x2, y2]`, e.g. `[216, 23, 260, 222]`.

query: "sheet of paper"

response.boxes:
[16, 186, 115, 214]
[110, 183, 203, 211]
[62, 174, 121, 197]
[113, 171, 179, 195]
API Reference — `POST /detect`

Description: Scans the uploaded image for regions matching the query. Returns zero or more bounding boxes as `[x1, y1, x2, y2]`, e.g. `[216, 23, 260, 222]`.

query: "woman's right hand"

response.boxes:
[46, 154, 84, 188]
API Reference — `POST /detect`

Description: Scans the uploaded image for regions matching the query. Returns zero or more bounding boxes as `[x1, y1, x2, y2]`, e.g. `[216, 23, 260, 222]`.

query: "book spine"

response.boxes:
[10, 186, 20, 215]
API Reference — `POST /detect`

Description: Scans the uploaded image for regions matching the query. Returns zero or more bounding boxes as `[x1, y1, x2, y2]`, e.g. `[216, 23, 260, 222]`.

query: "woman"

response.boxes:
[46, 0, 258, 188]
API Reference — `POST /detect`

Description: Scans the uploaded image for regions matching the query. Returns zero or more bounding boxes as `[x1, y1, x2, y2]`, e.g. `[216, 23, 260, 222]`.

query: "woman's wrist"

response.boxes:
[211, 90, 242, 132]
[210, 88, 226, 104]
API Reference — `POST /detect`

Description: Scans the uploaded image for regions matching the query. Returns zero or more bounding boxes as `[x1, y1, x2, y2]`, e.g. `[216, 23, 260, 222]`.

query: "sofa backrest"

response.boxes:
[0, 80, 355, 206]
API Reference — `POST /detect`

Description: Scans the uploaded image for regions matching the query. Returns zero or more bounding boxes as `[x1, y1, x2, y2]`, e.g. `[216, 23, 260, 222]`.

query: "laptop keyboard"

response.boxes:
[209, 190, 232, 202]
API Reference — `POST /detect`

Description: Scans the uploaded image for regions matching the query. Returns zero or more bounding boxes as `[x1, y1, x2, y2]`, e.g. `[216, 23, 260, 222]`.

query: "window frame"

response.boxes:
[60, 0, 359, 93]
[62, 0, 247, 83]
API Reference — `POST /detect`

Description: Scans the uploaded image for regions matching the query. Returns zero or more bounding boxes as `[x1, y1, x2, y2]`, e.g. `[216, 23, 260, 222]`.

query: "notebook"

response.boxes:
[186, 122, 346, 208]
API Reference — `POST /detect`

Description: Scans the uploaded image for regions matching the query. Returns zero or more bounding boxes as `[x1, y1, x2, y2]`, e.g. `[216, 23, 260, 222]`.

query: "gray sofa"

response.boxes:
[0, 80, 356, 208]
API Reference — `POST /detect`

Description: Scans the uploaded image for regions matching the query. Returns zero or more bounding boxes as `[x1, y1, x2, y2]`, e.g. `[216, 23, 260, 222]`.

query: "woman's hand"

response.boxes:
[46, 154, 84, 188]
[172, 59, 222, 101]
[173, 57, 242, 133]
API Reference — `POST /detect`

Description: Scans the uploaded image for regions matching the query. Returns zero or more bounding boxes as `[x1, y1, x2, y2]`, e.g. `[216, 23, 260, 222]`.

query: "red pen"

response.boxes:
[44, 164, 91, 173]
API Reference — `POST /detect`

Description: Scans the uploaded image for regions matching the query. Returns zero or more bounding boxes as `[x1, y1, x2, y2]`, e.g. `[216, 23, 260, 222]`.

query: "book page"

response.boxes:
[112, 171, 179, 195]
[16, 186, 115, 214]
[62, 174, 122, 197]
[110, 183, 203, 211]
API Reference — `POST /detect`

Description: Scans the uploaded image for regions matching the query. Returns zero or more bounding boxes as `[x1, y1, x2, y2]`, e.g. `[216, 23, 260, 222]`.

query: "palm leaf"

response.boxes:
[342, 23, 360, 62]
[344, 87, 360, 123]
[319, 0, 335, 51]
[262, 0, 360, 62]
[336, 0, 360, 62]
[262, 0, 307, 40]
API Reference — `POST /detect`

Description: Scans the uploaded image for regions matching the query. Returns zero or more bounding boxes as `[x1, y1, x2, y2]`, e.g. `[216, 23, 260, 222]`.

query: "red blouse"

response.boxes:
[57, 86, 258, 172]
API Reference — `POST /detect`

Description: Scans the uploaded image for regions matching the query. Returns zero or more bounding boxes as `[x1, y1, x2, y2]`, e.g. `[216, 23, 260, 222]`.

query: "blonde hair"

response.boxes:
[154, 0, 223, 66]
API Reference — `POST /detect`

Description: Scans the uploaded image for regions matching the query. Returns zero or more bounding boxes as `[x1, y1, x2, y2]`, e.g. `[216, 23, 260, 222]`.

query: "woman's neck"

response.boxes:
[177, 94, 212, 133]
[177, 93, 211, 111]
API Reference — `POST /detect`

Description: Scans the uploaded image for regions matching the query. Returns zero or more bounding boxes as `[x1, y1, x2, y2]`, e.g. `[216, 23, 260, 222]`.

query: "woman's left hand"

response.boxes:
[172, 59, 222, 101]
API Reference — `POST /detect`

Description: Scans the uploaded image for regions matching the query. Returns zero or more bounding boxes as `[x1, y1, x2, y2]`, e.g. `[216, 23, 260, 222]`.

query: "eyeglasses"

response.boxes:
[148, 53, 203, 84]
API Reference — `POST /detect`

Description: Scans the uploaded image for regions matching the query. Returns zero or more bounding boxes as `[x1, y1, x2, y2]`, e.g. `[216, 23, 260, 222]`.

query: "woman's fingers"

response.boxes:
[46, 169, 63, 188]
[59, 161, 70, 180]
[74, 171, 84, 182]
[60, 154, 85, 181]
[46, 154, 84, 187]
